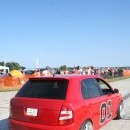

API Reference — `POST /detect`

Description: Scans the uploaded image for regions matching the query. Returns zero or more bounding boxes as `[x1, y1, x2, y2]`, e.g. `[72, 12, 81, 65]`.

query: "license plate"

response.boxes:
[26, 108, 38, 116]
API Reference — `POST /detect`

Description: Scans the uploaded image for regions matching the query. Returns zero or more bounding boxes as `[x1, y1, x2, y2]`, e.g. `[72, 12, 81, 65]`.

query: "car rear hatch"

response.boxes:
[10, 78, 69, 125]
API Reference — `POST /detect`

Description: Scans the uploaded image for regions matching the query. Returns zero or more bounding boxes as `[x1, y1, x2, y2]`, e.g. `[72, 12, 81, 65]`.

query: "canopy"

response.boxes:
[0, 66, 9, 69]
[10, 70, 23, 78]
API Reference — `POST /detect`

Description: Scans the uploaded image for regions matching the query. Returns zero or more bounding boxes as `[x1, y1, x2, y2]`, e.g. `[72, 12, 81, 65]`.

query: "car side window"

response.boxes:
[96, 78, 113, 95]
[81, 81, 90, 99]
[81, 78, 101, 99]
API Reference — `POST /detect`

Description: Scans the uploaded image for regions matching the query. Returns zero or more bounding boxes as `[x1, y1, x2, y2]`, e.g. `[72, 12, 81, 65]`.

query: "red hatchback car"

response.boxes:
[9, 75, 124, 130]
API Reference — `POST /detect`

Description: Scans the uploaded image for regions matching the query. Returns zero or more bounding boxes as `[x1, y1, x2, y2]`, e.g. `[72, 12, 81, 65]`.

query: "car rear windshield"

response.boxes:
[16, 79, 68, 100]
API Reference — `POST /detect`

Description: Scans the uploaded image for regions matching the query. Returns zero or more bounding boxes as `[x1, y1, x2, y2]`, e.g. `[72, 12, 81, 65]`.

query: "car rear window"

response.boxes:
[16, 79, 68, 100]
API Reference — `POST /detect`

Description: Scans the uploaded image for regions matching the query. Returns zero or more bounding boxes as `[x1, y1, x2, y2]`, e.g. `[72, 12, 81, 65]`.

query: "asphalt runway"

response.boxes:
[0, 78, 130, 130]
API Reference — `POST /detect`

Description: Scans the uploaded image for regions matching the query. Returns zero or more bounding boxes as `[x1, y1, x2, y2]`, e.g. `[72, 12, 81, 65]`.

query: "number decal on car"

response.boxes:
[100, 100, 112, 124]
[107, 100, 112, 120]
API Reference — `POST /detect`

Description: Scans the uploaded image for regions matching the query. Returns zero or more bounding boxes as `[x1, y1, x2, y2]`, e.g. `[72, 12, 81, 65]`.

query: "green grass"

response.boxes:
[106, 76, 130, 82]
[0, 86, 20, 92]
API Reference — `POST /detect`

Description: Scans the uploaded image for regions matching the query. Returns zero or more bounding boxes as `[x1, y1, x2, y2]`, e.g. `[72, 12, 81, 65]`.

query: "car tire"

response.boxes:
[116, 101, 125, 119]
[80, 120, 93, 130]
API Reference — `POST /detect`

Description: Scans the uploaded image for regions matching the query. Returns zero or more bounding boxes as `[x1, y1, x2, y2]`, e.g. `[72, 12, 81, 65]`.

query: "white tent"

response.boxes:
[0, 66, 9, 73]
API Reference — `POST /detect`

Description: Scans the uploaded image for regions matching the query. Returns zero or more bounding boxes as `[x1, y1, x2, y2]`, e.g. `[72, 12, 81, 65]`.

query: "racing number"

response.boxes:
[100, 100, 112, 124]
[107, 100, 112, 119]
[100, 103, 106, 124]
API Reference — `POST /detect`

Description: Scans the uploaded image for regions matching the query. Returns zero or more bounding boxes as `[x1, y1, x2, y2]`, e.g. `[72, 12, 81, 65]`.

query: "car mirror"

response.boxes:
[113, 88, 119, 93]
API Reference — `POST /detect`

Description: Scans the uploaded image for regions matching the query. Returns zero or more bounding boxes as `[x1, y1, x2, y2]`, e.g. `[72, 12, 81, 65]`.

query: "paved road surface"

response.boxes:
[0, 91, 17, 130]
[0, 78, 130, 130]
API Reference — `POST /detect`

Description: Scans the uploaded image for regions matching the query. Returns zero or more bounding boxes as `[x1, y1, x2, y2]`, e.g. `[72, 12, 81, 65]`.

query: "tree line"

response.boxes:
[0, 61, 25, 71]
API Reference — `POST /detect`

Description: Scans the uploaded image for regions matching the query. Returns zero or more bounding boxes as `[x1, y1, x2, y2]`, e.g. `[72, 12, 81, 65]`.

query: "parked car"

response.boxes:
[9, 75, 125, 130]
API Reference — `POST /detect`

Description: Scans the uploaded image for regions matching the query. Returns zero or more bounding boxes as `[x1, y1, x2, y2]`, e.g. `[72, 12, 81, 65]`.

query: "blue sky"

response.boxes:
[0, 0, 130, 68]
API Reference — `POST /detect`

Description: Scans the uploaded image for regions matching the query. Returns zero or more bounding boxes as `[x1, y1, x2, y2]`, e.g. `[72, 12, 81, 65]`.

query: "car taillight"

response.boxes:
[58, 106, 73, 125]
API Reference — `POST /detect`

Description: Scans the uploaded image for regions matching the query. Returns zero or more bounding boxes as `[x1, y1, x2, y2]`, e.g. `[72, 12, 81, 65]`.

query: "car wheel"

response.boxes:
[116, 101, 125, 119]
[80, 120, 93, 130]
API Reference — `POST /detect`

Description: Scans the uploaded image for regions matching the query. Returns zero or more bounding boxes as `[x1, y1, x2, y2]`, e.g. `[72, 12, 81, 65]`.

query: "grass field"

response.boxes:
[105, 76, 130, 82]
[0, 86, 22, 92]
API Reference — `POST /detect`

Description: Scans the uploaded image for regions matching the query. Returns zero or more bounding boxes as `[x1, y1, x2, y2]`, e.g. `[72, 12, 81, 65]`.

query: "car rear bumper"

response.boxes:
[9, 119, 78, 130]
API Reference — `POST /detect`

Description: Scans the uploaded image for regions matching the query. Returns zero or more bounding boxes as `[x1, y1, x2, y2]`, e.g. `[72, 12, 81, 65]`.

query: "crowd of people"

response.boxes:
[56, 66, 124, 79]
[27, 66, 126, 79]
[0, 66, 130, 88]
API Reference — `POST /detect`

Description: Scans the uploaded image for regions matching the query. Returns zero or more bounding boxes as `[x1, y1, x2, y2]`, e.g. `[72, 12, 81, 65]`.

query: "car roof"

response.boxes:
[29, 74, 100, 81]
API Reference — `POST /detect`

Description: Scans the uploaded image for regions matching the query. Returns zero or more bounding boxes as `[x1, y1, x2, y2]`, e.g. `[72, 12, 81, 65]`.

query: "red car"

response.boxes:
[9, 75, 125, 130]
